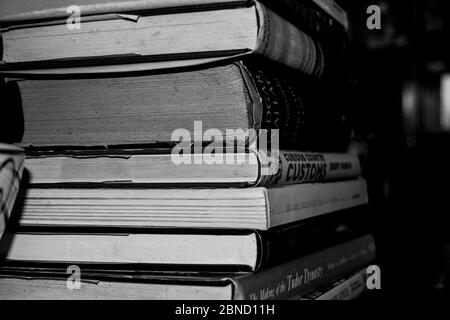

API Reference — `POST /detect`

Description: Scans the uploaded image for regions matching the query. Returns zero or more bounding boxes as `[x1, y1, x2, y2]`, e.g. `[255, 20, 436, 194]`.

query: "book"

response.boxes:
[0, 2, 325, 76]
[23, 149, 361, 187]
[297, 269, 367, 300]
[0, 221, 351, 271]
[7, 61, 350, 150]
[0, 232, 264, 270]
[0, 0, 348, 33]
[0, 143, 25, 239]
[13, 178, 368, 230]
[0, 235, 375, 300]
[0, 0, 348, 71]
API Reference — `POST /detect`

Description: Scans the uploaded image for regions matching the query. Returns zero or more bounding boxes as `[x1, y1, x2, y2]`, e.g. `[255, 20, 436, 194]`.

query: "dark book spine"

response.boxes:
[245, 62, 305, 149]
[232, 235, 375, 300]
[255, 220, 353, 270]
[259, 0, 347, 39]
[243, 60, 351, 152]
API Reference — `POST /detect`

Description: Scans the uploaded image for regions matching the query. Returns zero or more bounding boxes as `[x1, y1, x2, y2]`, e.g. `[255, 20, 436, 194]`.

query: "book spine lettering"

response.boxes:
[232, 235, 375, 300]
[257, 151, 361, 186]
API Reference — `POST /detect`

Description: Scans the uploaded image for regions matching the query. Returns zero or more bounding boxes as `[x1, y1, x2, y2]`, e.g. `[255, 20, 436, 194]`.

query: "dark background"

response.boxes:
[339, 0, 450, 299]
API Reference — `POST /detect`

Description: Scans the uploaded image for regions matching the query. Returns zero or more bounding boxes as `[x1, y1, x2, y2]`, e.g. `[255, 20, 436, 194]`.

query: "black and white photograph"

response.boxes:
[0, 0, 448, 309]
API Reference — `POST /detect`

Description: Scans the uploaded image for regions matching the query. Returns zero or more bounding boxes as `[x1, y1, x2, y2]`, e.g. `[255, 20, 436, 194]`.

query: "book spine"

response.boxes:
[260, 0, 347, 36]
[254, 3, 324, 77]
[234, 62, 264, 137]
[242, 61, 350, 152]
[254, 219, 358, 271]
[298, 269, 366, 300]
[267, 179, 368, 228]
[315, 270, 366, 300]
[256, 151, 361, 187]
[242, 62, 305, 150]
[232, 235, 375, 300]
[256, 0, 349, 82]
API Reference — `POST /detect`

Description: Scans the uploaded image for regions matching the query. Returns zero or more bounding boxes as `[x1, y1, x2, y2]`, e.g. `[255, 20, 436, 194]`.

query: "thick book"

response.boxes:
[0, 143, 25, 239]
[0, 2, 325, 76]
[7, 61, 350, 151]
[23, 149, 360, 187]
[0, 235, 375, 300]
[13, 179, 368, 230]
[0, 221, 351, 271]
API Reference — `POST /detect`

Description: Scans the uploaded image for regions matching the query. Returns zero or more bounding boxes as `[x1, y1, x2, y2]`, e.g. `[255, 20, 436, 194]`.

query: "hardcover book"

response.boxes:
[6, 61, 350, 151]
[13, 179, 368, 230]
[0, 220, 355, 271]
[23, 149, 361, 187]
[0, 235, 375, 300]
[0, 2, 325, 76]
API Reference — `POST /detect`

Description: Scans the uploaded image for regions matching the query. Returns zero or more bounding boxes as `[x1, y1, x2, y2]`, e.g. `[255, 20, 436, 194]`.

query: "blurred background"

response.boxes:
[340, 0, 450, 298]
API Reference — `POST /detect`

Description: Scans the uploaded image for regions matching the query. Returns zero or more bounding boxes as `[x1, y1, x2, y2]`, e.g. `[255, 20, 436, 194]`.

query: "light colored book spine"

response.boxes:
[254, 3, 324, 77]
[267, 178, 368, 228]
[256, 150, 361, 187]
[316, 270, 366, 300]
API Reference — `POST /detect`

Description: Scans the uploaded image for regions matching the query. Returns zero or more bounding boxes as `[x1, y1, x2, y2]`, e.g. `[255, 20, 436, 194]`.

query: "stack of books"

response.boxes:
[0, 0, 375, 300]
